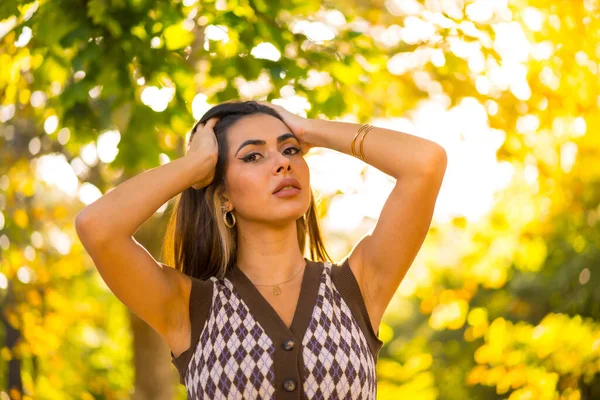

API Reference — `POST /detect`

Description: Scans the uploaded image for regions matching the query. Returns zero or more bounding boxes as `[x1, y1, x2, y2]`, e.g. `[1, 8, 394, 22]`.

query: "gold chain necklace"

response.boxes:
[243, 262, 306, 296]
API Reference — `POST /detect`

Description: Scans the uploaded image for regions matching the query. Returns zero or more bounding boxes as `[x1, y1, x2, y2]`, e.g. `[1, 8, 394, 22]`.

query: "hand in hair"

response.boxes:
[257, 101, 315, 155]
[187, 116, 219, 189]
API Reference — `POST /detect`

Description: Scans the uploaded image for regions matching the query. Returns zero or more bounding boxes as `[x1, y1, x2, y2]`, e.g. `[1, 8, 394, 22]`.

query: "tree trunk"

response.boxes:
[129, 310, 177, 400]
[129, 214, 179, 399]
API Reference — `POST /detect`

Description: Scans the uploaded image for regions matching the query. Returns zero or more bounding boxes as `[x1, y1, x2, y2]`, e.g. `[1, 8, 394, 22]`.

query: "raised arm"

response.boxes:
[304, 118, 447, 334]
[75, 118, 218, 340]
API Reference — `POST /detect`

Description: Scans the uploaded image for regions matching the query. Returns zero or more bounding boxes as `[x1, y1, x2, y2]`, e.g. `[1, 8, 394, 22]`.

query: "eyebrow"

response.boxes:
[234, 133, 299, 156]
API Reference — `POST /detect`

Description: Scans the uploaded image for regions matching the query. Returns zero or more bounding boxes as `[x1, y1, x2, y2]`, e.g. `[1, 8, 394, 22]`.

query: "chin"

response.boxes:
[269, 203, 308, 221]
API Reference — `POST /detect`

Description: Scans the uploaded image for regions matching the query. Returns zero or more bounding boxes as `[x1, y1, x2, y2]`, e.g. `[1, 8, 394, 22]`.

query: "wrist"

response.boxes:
[304, 118, 330, 148]
[182, 153, 216, 181]
[184, 151, 217, 167]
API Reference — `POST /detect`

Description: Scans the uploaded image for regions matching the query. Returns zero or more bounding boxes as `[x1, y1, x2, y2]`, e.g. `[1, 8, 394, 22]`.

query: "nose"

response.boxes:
[273, 151, 292, 174]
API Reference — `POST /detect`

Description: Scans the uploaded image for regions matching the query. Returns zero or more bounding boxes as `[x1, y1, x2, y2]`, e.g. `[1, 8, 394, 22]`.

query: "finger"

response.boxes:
[258, 101, 275, 109]
[191, 120, 203, 135]
[202, 117, 220, 130]
[198, 117, 219, 131]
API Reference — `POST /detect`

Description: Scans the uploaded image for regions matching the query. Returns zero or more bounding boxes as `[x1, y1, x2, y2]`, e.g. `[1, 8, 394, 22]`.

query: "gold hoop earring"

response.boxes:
[223, 210, 236, 228]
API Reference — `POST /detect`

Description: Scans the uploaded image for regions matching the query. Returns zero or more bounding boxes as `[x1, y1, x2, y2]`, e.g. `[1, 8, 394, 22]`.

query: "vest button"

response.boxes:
[282, 339, 295, 351]
[283, 379, 297, 392]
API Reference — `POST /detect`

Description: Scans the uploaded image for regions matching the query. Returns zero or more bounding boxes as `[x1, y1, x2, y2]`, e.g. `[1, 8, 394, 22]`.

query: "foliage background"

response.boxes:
[0, 0, 599, 399]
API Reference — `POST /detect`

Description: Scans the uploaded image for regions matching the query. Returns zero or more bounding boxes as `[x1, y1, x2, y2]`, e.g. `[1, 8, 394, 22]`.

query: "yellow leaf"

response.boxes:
[13, 208, 29, 228]
[164, 23, 194, 50]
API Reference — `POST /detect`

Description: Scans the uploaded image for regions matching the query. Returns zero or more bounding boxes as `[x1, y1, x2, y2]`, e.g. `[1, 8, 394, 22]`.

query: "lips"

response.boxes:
[273, 178, 301, 194]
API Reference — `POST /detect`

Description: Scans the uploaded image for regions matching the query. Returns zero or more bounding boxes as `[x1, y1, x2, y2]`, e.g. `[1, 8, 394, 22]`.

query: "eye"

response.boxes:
[242, 152, 261, 163]
[284, 147, 301, 156]
[241, 147, 300, 163]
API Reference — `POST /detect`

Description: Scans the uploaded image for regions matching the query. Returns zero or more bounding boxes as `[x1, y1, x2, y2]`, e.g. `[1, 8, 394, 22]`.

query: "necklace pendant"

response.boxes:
[273, 285, 281, 296]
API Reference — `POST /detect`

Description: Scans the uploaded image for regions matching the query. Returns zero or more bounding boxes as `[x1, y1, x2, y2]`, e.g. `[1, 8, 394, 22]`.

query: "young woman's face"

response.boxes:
[223, 113, 311, 227]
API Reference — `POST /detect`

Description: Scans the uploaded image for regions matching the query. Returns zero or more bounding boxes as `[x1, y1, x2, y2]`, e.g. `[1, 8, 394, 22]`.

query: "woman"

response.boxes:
[75, 100, 447, 399]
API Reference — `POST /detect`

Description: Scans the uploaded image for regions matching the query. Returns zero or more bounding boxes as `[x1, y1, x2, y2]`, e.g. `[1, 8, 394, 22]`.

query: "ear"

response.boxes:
[219, 189, 232, 211]
[222, 199, 232, 212]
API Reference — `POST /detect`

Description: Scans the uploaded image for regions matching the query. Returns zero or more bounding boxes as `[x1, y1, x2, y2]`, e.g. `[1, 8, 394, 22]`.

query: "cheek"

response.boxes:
[292, 158, 311, 203]
[227, 166, 269, 205]
[294, 157, 310, 183]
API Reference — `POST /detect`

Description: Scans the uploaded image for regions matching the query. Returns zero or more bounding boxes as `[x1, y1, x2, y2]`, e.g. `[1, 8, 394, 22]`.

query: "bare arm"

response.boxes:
[305, 118, 447, 333]
[305, 118, 441, 180]
[76, 154, 214, 240]
[75, 118, 218, 339]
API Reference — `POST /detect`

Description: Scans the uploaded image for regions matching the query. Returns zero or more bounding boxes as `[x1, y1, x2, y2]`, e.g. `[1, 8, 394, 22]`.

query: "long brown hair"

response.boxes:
[161, 100, 332, 280]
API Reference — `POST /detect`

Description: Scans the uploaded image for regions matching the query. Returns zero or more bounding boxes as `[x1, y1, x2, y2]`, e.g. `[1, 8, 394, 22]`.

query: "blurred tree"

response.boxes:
[0, 0, 598, 399]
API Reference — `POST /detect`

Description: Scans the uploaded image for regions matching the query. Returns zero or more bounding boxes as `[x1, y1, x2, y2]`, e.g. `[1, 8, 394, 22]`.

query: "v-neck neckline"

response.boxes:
[225, 257, 323, 341]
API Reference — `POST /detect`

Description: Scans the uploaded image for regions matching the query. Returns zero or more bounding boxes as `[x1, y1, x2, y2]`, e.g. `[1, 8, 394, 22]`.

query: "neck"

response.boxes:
[234, 219, 306, 284]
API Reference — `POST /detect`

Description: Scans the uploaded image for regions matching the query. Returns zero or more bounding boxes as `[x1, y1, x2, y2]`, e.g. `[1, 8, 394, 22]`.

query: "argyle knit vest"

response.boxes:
[171, 257, 384, 399]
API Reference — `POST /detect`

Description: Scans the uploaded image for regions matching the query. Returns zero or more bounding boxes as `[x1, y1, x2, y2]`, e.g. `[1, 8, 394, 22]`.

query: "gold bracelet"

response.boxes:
[351, 123, 370, 158]
[358, 125, 374, 160]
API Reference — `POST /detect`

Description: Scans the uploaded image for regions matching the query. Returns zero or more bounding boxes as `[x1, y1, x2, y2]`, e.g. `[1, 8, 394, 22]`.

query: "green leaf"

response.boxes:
[0, 1, 19, 20]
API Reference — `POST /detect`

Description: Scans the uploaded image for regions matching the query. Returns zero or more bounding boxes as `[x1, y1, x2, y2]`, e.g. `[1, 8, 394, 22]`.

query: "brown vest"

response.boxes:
[171, 257, 384, 399]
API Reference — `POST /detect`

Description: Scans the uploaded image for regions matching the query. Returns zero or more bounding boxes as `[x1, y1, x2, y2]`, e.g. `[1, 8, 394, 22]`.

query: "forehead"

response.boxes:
[228, 113, 293, 151]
